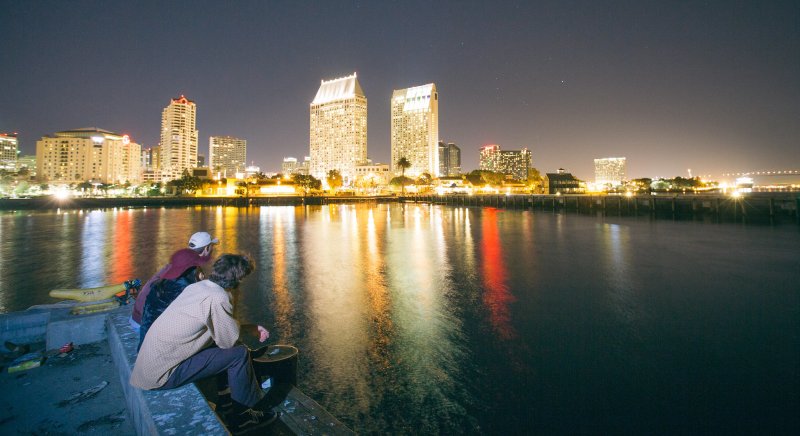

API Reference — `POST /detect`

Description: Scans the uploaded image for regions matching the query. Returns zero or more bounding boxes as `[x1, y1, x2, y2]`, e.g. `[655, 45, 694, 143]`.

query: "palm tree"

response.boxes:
[326, 169, 343, 193]
[396, 157, 411, 196]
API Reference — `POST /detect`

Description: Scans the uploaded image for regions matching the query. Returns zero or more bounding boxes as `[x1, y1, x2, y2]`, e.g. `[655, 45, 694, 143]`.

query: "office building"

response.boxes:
[594, 157, 627, 186]
[209, 135, 246, 177]
[438, 141, 461, 176]
[36, 128, 141, 184]
[479, 144, 532, 181]
[0, 132, 18, 171]
[282, 157, 298, 175]
[391, 83, 438, 177]
[17, 155, 36, 175]
[160, 95, 198, 180]
[309, 73, 367, 184]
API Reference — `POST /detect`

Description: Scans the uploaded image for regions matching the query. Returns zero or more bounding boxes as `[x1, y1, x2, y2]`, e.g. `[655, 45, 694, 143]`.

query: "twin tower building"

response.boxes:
[311, 73, 440, 184]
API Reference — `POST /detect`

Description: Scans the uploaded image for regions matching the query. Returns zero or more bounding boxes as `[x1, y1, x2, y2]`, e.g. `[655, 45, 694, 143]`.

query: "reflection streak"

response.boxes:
[480, 208, 516, 340]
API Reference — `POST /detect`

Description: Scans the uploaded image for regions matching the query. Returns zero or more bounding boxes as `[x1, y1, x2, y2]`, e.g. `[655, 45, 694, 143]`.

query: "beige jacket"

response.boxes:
[130, 279, 240, 390]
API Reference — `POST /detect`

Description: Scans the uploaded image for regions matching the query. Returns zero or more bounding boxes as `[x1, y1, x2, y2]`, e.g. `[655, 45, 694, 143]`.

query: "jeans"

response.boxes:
[157, 345, 264, 408]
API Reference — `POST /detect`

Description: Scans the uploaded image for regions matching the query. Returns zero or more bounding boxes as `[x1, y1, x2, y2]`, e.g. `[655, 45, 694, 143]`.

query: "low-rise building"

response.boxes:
[355, 162, 391, 187]
[544, 169, 584, 194]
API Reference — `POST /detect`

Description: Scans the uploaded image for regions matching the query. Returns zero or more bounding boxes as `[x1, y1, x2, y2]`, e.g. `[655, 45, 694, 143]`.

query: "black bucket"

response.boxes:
[252, 344, 299, 386]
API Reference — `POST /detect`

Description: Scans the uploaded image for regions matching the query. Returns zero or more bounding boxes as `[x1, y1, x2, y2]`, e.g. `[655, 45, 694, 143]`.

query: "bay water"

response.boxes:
[1, 204, 798, 434]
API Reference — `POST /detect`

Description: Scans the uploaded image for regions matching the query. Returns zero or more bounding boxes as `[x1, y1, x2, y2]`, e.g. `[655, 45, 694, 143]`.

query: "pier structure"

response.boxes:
[403, 193, 800, 224]
[1, 193, 797, 224]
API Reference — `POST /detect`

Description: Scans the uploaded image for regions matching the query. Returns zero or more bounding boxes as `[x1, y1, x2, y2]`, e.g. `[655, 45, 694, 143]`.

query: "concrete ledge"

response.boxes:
[46, 308, 108, 350]
[107, 308, 227, 435]
[1, 304, 114, 351]
[0, 309, 51, 349]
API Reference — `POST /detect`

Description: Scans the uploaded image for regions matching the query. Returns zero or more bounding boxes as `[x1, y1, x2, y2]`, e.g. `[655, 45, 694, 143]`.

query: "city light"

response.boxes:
[54, 189, 70, 200]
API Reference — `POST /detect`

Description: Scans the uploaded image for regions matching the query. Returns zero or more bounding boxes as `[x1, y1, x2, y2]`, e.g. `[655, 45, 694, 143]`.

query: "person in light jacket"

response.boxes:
[130, 254, 278, 434]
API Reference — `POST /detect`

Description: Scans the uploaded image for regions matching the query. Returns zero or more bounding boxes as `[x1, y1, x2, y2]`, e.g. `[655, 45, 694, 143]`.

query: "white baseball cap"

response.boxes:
[188, 231, 219, 249]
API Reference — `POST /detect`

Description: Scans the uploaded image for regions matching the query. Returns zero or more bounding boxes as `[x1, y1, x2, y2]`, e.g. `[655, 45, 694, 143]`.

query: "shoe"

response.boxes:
[217, 389, 233, 416]
[228, 408, 279, 434]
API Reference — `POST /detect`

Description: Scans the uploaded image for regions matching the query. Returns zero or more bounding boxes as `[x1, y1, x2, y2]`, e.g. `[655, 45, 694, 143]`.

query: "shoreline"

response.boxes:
[1, 192, 797, 224]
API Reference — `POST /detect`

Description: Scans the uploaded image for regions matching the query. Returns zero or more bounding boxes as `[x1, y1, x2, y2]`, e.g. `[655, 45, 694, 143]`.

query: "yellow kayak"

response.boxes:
[49, 282, 127, 302]
[70, 299, 120, 315]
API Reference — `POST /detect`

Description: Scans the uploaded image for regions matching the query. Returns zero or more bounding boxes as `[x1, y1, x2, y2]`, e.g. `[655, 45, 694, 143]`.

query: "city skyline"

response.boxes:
[2, 1, 798, 180]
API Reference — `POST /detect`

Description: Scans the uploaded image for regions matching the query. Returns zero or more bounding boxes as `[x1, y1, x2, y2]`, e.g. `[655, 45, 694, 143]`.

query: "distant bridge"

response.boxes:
[721, 169, 800, 177]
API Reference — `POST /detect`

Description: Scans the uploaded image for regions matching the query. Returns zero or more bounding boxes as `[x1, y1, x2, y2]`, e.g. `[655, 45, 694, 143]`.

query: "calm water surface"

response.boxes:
[1, 204, 798, 434]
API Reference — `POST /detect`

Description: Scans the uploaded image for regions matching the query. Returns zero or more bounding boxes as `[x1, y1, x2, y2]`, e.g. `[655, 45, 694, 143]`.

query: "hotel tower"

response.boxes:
[36, 128, 141, 184]
[594, 157, 627, 186]
[209, 135, 247, 178]
[391, 83, 438, 177]
[309, 73, 367, 184]
[160, 95, 198, 180]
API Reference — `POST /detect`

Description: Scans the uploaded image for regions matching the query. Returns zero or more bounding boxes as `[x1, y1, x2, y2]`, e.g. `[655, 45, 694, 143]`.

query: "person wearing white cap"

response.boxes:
[188, 231, 219, 254]
[130, 231, 219, 331]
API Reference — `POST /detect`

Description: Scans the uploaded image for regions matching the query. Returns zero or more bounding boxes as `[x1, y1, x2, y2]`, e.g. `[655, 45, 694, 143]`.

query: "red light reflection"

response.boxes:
[481, 208, 516, 340]
[111, 211, 134, 283]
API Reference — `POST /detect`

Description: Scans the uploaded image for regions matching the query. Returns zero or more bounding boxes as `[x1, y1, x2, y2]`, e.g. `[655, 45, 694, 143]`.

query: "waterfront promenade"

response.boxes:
[1, 192, 797, 224]
[0, 303, 352, 435]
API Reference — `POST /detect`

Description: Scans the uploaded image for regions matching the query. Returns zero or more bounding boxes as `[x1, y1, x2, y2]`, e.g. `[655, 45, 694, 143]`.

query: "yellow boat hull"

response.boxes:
[70, 299, 120, 315]
[49, 283, 126, 302]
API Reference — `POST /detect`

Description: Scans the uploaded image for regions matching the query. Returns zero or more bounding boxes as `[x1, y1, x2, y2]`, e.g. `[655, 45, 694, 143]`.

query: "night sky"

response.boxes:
[2, 1, 798, 180]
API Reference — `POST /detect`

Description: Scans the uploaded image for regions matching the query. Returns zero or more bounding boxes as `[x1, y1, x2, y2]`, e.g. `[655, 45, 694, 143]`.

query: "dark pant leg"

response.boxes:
[158, 345, 264, 408]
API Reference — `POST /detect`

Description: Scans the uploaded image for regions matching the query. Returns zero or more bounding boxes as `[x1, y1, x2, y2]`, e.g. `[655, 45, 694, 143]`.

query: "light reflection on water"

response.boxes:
[1, 204, 799, 434]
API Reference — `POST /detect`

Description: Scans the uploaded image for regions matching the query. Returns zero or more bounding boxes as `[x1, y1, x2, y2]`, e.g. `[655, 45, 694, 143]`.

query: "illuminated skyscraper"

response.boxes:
[160, 95, 198, 180]
[36, 128, 141, 184]
[309, 73, 367, 183]
[594, 157, 627, 186]
[0, 132, 18, 171]
[209, 135, 246, 177]
[391, 83, 439, 177]
[16, 155, 36, 175]
[479, 144, 532, 181]
[438, 141, 461, 176]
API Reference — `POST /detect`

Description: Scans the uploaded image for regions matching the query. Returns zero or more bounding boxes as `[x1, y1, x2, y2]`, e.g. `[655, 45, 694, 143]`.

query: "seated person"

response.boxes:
[130, 254, 278, 434]
[138, 248, 206, 350]
[131, 231, 218, 332]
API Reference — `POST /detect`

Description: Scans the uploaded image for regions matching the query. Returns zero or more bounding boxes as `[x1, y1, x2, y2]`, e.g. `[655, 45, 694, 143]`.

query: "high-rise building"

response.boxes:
[309, 73, 367, 184]
[391, 83, 439, 177]
[120, 134, 142, 184]
[17, 155, 36, 175]
[0, 132, 18, 171]
[438, 141, 461, 176]
[282, 157, 298, 175]
[594, 157, 627, 186]
[36, 128, 141, 184]
[160, 95, 198, 180]
[209, 135, 246, 177]
[479, 144, 532, 181]
[141, 146, 160, 170]
[299, 156, 310, 175]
